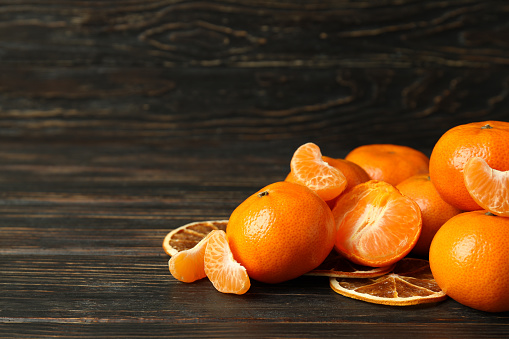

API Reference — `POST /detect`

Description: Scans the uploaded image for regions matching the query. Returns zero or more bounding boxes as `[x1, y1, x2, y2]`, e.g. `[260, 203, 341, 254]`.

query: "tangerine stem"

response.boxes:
[258, 191, 269, 198]
[485, 211, 497, 216]
[481, 124, 493, 129]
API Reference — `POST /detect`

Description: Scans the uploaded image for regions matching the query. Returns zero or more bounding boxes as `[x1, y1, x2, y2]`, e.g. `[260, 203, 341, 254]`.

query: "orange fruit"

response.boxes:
[286, 156, 370, 208]
[168, 230, 215, 283]
[429, 120, 509, 211]
[321, 156, 371, 192]
[226, 181, 336, 284]
[331, 180, 422, 267]
[163, 220, 227, 256]
[288, 142, 347, 201]
[330, 258, 447, 306]
[396, 174, 461, 257]
[345, 144, 429, 186]
[429, 210, 509, 312]
[464, 157, 509, 217]
[204, 230, 250, 295]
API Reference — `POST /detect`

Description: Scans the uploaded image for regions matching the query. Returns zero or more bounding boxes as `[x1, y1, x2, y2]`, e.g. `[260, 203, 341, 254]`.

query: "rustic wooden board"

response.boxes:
[1, 0, 509, 337]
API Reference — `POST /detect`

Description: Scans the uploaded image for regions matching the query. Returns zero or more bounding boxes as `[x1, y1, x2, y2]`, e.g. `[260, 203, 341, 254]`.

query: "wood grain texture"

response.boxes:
[1, 141, 509, 338]
[0, 0, 508, 148]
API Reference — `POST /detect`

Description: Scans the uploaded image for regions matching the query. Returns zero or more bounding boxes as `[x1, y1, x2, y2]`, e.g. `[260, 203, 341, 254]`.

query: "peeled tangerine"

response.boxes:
[332, 180, 422, 268]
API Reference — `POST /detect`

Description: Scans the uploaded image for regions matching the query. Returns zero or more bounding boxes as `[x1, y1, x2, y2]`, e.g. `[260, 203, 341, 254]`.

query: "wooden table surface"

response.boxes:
[1, 0, 509, 337]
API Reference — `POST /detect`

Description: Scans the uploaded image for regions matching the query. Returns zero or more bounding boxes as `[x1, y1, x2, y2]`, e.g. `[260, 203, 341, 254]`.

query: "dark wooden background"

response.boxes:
[1, 0, 509, 338]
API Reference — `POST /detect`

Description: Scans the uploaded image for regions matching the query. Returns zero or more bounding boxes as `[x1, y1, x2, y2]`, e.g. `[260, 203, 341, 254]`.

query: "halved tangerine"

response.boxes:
[330, 258, 447, 306]
[332, 180, 422, 267]
[289, 142, 347, 201]
[464, 156, 509, 217]
[163, 220, 228, 256]
[204, 230, 251, 295]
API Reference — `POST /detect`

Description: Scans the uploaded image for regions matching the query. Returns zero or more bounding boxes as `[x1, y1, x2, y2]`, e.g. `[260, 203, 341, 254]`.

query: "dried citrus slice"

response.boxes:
[162, 220, 228, 256]
[204, 230, 250, 295]
[289, 142, 347, 201]
[332, 180, 422, 267]
[168, 231, 215, 283]
[464, 157, 509, 217]
[307, 251, 395, 278]
[330, 258, 447, 306]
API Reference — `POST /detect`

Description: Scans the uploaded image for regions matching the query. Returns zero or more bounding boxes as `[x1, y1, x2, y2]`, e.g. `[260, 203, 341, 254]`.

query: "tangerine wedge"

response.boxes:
[289, 142, 347, 201]
[330, 258, 447, 306]
[464, 157, 509, 217]
[204, 230, 250, 295]
[332, 180, 422, 267]
[168, 230, 215, 283]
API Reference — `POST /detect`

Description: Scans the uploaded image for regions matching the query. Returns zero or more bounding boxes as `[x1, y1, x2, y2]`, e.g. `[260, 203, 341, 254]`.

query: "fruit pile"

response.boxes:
[163, 120, 509, 313]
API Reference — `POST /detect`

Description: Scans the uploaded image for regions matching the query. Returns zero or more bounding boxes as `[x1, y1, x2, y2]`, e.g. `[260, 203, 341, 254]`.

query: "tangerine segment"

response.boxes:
[332, 180, 422, 267]
[204, 230, 250, 295]
[290, 143, 347, 201]
[306, 251, 395, 278]
[464, 157, 509, 217]
[163, 220, 228, 256]
[330, 258, 447, 306]
[168, 231, 215, 283]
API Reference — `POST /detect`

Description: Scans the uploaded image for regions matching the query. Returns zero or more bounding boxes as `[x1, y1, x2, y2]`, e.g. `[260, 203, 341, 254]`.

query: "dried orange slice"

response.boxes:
[204, 230, 250, 295]
[289, 142, 347, 201]
[464, 157, 509, 217]
[307, 251, 395, 278]
[162, 220, 228, 256]
[330, 258, 447, 306]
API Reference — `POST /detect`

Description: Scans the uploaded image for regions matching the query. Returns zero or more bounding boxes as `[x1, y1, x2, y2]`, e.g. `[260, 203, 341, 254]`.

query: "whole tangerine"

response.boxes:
[345, 144, 429, 186]
[226, 181, 336, 284]
[429, 210, 509, 313]
[429, 121, 509, 211]
[396, 174, 461, 257]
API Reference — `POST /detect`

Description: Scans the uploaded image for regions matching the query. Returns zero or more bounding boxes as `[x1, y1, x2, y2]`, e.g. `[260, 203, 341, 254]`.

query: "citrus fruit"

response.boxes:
[307, 251, 395, 278]
[168, 230, 215, 283]
[429, 210, 509, 312]
[332, 180, 422, 267]
[288, 142, 347, 201]
[286, 156, 370, 208]
[204, 230, 250, 295]
[226, 181, 336, 284]
[321, 156, 371, 192]
[163, 220, 228, 256]
[429, 120, 509, 211]
[345, 144, 429, 186]
[330, 258, 447, 306]
[396, 174, 461, 257]
[464, 157, 509, 217]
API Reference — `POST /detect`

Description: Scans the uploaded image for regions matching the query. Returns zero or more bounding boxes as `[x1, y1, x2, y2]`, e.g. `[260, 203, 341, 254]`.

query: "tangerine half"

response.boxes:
[332, 180, 422, 267]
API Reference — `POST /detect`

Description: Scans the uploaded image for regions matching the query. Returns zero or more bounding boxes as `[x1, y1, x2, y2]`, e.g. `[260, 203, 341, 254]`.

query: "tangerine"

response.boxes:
[429, 210, 509, 312]
[429, 121, 509, 211]
[226, 181, 336, 284]
[345, 144, 429, 186]
[396, 174, 461, 257]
